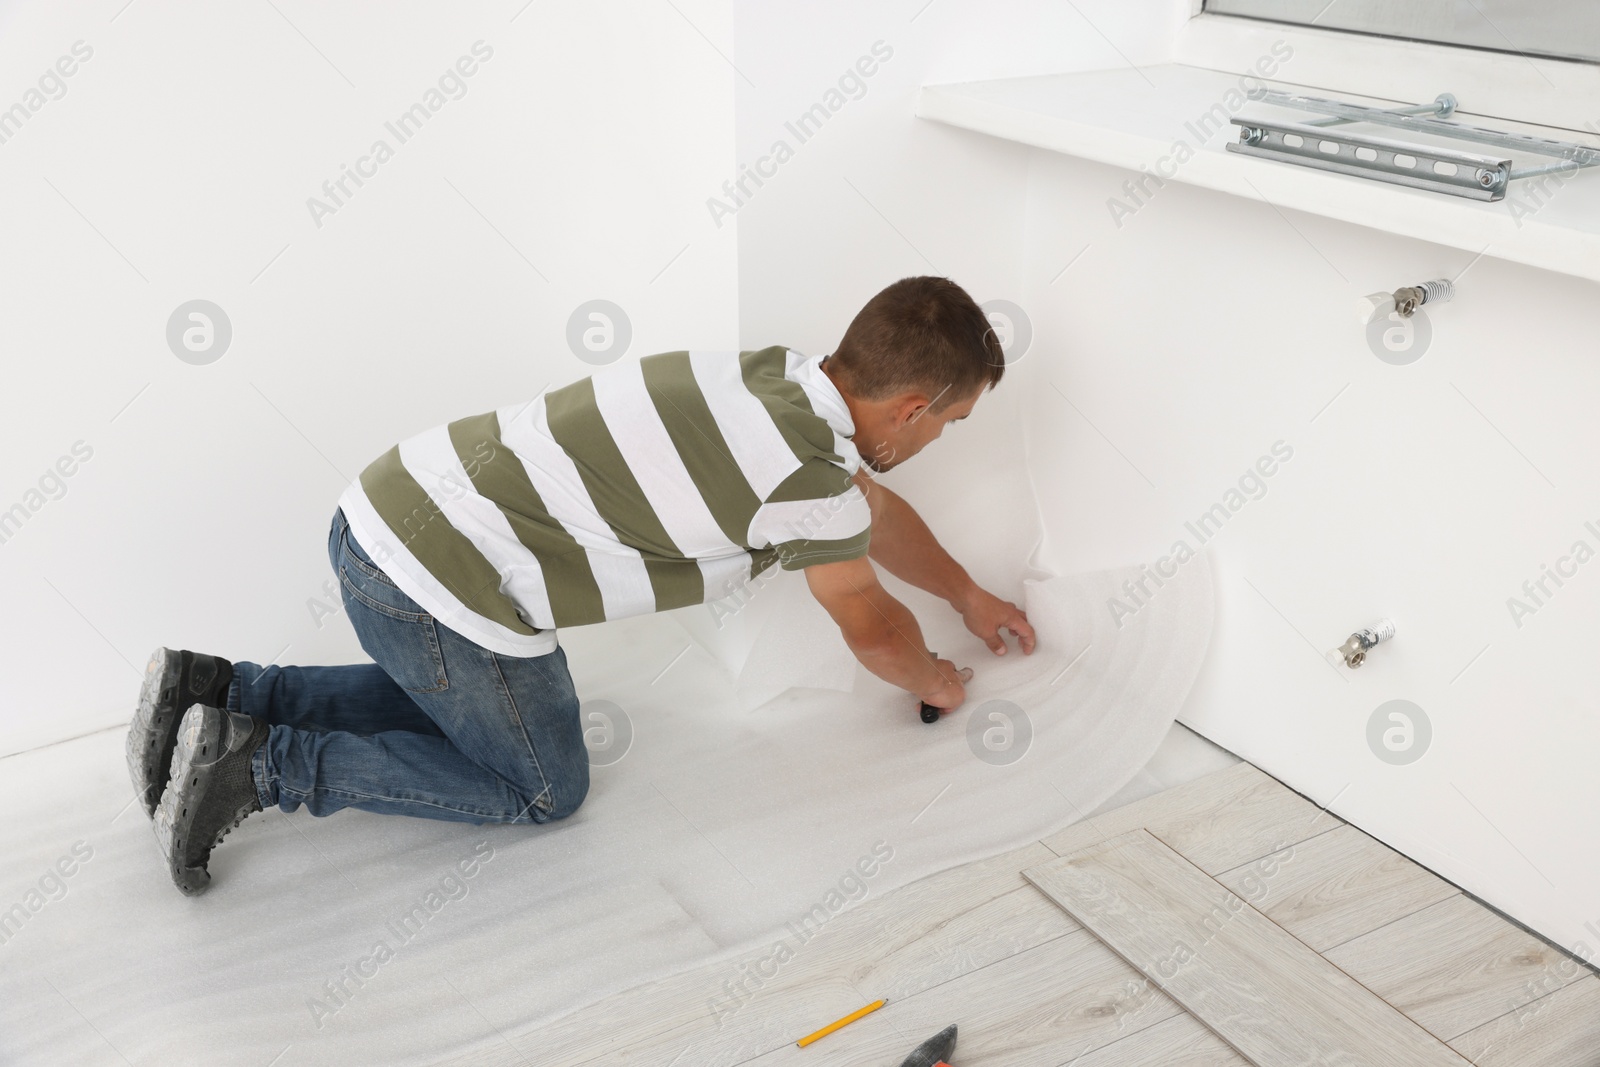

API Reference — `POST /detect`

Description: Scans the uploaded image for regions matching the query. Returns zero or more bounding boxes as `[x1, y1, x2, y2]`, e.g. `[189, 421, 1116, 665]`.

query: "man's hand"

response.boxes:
[956, 586, 1037, 656]
[920, 658, 974, 710]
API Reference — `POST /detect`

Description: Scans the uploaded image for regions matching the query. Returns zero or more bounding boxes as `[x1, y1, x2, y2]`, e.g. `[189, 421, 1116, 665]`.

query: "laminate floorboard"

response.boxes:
[1039, 762, 1341, 875]
[1324, 894, 1591, 1042]
[435, 842, 1080, 1067]
[734, 929, 1182, 1067]
[429, 761, 1596, 1067]
[1066, 1012, 1250, 1067]
[1448, 976, 1600, 1067]
[1024, 828, 1473, 1066]
[1212, 823, 1461, 952]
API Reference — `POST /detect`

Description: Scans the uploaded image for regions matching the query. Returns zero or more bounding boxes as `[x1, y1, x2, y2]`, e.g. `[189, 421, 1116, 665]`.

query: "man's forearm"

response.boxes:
[843, 582, 947, 697]
[866, 482, 978, 609]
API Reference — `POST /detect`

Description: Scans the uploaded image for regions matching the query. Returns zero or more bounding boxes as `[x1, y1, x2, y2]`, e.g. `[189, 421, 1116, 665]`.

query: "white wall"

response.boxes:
[0, 0, 738, 755]
[1019, 147, 1600, 961]
[1006, 54, 1600, 961]
[728, 0, 1184, 600]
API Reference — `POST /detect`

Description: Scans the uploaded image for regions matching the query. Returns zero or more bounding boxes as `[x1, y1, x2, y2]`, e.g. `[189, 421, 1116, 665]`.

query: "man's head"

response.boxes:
[821, 276, 1005, 473]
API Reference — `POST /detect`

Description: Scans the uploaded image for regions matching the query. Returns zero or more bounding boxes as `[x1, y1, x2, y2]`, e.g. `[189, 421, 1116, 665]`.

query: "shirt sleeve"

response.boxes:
[746, 459, 872, 571]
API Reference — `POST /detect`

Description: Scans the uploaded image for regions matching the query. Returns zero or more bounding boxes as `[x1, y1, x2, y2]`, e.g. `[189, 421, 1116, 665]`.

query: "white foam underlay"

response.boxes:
[0, 543, 1216, 1065]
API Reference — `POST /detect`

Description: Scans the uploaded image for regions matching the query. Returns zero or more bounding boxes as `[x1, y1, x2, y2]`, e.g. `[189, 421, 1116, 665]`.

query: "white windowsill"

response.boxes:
[914, 63, 1600, 287]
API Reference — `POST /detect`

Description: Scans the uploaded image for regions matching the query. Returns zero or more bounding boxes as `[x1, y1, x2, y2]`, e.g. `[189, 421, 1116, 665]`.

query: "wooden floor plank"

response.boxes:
[1040, 762, 1342, 875]
[1065, 1011, 1250, 1067]
[1325, 894, 1592, 1042]
[1213, 824, 1461, 952]
[442, 842, 1070, 1067]
[725, 1005, 934, 1067]
[1447, 976, 1600, 1067]
[1024, 828, 1472, 1066]
[421, 760, 1597, 1067]
[735, 928, 1184, 1067]
[842, 884, 1079, 1002]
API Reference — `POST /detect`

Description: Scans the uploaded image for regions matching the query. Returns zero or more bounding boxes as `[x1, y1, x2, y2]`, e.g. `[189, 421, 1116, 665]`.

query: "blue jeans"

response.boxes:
[226, 507, 589, 824]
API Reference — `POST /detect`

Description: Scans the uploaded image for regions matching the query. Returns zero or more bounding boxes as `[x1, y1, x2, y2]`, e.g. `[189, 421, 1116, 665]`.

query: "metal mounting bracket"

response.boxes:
[1227, 90, 1600, 201]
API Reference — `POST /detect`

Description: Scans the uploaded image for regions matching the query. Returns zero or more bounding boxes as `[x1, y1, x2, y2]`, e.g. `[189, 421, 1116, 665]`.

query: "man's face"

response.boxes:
[858, 386, 981, 473]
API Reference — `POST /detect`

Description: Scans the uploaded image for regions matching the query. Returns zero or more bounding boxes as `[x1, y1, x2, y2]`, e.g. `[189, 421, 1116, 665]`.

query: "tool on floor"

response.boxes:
[918, 654, 974, 722]
[920, 649, 944, 722]
[795, 998, 885, 1047]
[898, 1023, 958, 1067]
[1331, 618, 1397, 668]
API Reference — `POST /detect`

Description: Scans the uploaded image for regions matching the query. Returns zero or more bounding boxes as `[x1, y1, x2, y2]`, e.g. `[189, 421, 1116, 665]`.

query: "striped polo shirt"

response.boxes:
[336, 346, 872, 656]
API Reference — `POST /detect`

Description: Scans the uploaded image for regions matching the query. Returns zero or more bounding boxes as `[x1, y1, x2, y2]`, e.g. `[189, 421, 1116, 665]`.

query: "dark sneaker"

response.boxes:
[152, 704, 269, 896]
[128, 648, 235, 819]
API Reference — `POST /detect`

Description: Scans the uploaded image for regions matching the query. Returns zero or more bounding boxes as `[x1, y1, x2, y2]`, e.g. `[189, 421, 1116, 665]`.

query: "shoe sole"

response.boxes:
[153, 705, 257, 896]
[128, 647, 186, 820]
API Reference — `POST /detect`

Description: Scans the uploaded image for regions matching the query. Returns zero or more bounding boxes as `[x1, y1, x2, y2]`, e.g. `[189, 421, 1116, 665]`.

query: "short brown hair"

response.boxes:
[828, 276, 1004, 413]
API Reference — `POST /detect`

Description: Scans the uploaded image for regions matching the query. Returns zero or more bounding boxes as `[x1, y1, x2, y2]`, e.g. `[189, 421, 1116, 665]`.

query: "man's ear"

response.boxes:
[892, 392, 931, 429]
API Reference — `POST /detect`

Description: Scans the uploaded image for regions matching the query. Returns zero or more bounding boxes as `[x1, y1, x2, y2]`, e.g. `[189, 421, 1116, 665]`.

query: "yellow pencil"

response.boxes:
[796, 999, 886, 1047]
